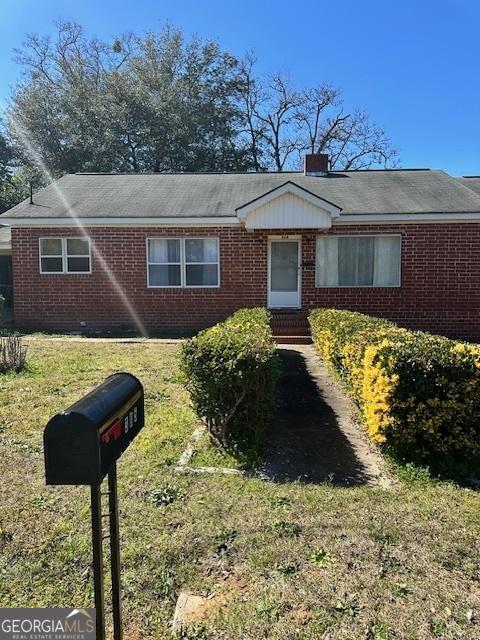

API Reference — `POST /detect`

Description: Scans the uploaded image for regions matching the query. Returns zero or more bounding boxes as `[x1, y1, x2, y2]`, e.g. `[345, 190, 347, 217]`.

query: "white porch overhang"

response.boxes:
[235, 181, 342, 230]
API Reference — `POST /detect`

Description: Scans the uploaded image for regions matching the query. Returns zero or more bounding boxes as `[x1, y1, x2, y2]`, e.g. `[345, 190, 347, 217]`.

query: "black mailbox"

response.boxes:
[44, 372, 144, 485]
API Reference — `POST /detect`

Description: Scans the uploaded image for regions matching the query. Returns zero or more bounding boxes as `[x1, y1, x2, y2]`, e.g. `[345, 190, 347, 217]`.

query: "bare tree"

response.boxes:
[237, 54, 266, 171]
[257, 74, 304, 171]
[239, 62, 398, 171]
[321, 110, 398, 169]
[295, 84, 341, 154]
[239, 72, 303, 171]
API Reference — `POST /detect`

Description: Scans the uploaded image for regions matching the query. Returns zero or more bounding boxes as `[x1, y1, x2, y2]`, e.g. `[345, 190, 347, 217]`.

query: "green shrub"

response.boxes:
[181, 308, 279, 454]
[309, 308, 480, 464]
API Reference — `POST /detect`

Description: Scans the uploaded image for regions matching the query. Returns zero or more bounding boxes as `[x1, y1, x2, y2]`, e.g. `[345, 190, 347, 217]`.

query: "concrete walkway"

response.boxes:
[262, 345, 392, 488]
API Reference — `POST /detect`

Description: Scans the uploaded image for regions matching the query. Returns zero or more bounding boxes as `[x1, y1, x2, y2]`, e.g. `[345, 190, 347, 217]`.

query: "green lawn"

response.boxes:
[0, 339, 479, 639]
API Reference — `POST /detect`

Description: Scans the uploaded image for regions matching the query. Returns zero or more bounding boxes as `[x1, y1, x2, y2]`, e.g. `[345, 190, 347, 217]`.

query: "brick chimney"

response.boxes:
[304, 153, 329, 176]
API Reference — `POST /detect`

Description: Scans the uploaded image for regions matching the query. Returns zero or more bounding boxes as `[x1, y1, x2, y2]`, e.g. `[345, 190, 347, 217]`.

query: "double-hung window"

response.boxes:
[184, 238, 219, 286]
[147, 238, 182, 287]
[147, 238, 219, 288]
[39, 237, 91, 274]
[316, 235, 401, 287]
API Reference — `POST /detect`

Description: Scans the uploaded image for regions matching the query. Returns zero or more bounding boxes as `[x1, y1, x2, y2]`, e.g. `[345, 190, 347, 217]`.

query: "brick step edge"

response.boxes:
[273, 336, 312, 345]
[271, 323, 310, 333]
[272, 330, 310, 337]
[270, 321, 309, 328]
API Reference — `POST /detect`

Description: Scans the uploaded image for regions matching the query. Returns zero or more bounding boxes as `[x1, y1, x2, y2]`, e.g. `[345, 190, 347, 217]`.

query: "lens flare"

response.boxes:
[2, 108, 149, 338]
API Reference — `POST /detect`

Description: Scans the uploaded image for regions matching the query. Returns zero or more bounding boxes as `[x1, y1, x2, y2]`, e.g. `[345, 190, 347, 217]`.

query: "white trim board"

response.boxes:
[3, 211, 480, 227]
[0, 216, 241, 227]
[334, 212, 480, 224]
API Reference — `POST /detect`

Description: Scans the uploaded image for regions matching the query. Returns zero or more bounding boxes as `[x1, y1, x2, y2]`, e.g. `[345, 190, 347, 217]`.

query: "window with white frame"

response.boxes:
[147, 238, 219, 287]
[39, 237, 91, 274]
[184, 238, 219, 286]
[316, 235, 401, 287]
[147, 238, 182, 287]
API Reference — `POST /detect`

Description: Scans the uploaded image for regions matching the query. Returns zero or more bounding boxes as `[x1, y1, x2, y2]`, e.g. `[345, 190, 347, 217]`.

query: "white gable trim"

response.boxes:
[236, 181, 342, 230]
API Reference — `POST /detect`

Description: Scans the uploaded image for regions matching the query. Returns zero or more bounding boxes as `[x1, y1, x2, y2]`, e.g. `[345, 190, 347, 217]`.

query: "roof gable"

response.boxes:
[236, 181, 342, 230]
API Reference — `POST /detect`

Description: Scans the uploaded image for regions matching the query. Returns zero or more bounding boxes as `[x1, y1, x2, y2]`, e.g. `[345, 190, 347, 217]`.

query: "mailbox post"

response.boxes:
[44, 372, 145, 640]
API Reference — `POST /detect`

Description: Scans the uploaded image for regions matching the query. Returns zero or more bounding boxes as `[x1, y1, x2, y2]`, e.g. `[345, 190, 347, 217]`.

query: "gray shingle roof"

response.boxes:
[457, 177, 480, 197]
[3, 169, 480, 220]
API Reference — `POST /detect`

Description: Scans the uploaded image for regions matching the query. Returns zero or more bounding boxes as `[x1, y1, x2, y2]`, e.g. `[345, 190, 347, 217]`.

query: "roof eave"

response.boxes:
[0, 215, 242, 227]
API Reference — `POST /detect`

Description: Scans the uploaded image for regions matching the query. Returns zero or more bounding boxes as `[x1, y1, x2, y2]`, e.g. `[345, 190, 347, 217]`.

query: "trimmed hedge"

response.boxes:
[181, 308, 279, 450]
[309, 308, 480, 462]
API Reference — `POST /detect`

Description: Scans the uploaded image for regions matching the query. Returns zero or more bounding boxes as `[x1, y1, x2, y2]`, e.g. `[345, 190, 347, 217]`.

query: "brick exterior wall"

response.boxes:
[10, 223, 480, 339]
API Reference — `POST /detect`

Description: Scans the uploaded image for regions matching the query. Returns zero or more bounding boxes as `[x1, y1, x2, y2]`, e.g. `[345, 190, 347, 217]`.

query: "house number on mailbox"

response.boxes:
[125, 407, 137, 432]
[102, 406, 138, 444]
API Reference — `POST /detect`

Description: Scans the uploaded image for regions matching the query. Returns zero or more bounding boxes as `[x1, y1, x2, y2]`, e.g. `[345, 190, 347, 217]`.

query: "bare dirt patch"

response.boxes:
[174, 575, 249, 628]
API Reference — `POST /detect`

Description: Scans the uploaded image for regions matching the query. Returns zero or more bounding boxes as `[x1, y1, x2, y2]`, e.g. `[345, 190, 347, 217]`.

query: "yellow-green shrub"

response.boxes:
[181, 308, 279, 451]
[309, 308, 480, 461]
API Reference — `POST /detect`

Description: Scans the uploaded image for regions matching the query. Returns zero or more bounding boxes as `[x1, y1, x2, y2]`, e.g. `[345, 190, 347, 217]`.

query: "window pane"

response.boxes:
[338, 237, 359, 285]
[67, 238, 89, 256]
[270, 242, 298, 291]
[149, 264, 181, 286]
[271, 267, 297, 291]
[337, 237, 374, 286]
[186, 264, 218, 286]
[373, 236, 401, 286]
[67, 257, 90, 272]
[316, 236, 400, 287]
[185, 238, 218, 263]
[357, 237, 374, 285]
[40, 238, 62, 256]
[41, 257, 63, 273]
[148, 239, 180, 263]
[316, 237, 339, 286]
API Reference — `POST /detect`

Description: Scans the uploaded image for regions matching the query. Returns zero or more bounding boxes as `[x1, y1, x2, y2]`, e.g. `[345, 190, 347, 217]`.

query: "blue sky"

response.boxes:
[1, 0, 479, 176]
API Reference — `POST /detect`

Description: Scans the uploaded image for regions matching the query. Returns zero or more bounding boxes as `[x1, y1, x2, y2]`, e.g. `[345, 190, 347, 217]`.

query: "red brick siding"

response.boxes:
[10, 224, 480, 339]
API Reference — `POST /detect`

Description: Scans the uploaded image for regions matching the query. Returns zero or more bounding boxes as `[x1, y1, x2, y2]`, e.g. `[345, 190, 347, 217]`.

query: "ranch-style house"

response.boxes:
[1, 154, 480, 339]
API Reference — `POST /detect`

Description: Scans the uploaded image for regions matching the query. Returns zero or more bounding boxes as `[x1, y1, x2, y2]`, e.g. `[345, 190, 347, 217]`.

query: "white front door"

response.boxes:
[268, 238, 301, 308]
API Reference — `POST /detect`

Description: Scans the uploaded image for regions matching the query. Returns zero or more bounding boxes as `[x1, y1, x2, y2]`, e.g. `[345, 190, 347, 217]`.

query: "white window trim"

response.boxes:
[184, 238, 221, 289]
[39, 237, 92, 275]
[146, 237, 220, 289]
[315, 234, 402, 288]
[146, 238, 182, 289]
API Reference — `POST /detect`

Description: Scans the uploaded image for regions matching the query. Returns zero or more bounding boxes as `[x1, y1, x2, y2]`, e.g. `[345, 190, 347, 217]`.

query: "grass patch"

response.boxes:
[188, 430, 242, 470]
[0, 339, 479, 639]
